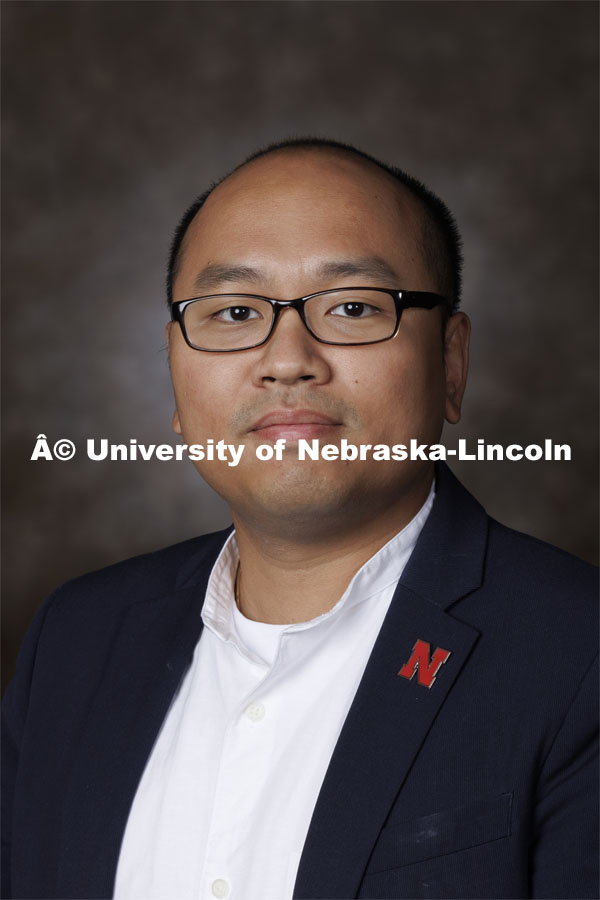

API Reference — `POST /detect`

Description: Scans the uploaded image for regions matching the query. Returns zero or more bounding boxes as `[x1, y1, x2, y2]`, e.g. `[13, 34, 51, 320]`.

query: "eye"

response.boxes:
[328, 301, 379, 318]
[213, 306, 261, 323]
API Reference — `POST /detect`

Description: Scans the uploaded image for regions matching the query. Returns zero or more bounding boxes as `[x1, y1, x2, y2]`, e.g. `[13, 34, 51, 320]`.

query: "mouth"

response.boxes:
[249, 408, 342, 443]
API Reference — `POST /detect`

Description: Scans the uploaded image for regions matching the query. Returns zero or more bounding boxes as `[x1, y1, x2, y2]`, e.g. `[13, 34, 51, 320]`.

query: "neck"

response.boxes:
[232, 474, 433, 624]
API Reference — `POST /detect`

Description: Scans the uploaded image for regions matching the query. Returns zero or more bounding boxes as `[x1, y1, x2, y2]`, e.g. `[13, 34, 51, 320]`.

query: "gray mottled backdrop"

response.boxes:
[2, 1, 598, 691]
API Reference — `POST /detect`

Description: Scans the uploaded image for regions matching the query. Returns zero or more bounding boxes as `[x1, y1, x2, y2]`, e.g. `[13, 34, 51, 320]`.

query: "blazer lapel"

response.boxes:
[55, 540, 225, 899]
[294, 465, 487, 900]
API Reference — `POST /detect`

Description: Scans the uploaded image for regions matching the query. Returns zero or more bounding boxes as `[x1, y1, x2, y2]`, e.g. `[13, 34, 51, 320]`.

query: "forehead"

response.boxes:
[175, 150, 433, 295]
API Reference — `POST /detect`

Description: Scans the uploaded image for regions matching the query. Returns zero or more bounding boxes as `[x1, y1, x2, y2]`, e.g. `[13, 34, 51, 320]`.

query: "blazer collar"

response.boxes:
[293, 464, 488, 899]
[56, 535, 226, 899]
[401, 461, 488, 609]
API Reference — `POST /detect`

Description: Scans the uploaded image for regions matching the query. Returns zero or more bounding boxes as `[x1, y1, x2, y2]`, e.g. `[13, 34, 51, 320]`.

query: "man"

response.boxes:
[2, 139, 597, 900]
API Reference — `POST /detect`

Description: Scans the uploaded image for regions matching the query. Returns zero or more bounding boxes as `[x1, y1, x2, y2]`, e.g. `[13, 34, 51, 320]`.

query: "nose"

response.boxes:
[250, 307, 332, 387]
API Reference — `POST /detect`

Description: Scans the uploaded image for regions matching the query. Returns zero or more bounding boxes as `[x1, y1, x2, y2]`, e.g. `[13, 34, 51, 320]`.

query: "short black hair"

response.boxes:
[166, 137, 463, 312]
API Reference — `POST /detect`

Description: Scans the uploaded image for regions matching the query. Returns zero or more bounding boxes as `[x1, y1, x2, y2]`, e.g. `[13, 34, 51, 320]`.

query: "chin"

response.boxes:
[233, 469, 362, 534]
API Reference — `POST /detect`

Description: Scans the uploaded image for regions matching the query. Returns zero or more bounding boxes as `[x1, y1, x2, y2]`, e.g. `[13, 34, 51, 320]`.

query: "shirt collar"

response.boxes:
[202, 481, 435, 644]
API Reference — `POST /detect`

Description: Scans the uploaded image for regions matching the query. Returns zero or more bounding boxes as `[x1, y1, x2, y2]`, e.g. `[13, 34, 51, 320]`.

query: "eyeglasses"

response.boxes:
[171, 287, 449, 352]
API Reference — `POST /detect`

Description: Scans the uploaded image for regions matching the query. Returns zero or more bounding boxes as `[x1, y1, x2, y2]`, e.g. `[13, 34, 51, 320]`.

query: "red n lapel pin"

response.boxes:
[398, 639, 451, 689]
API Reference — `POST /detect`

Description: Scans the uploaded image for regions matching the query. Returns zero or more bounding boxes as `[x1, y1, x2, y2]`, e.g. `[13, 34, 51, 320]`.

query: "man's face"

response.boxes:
[168, 151, 469, 538]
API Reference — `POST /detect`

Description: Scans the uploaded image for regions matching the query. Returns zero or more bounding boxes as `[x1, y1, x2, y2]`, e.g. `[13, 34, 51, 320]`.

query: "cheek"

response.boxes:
[354, 340, 445, 438]
[171, 355, 235, 437]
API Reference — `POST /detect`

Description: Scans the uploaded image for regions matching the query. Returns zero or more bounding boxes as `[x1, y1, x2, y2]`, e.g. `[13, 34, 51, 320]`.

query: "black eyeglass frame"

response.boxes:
[170, 287, 450, 352]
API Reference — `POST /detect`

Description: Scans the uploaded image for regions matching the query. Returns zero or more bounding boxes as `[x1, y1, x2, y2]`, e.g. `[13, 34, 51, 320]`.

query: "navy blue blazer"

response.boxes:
[2, 465, 598, 899]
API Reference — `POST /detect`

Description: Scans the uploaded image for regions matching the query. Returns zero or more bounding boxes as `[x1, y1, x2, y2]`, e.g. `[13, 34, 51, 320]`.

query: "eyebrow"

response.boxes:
[191, 256, 402, 295]
[316, 257, 401, 284]
[192, 264, 265, 294]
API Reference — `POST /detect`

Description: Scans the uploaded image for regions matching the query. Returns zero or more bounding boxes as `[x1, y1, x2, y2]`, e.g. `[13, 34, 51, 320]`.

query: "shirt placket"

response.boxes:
[197, 640, 281, 900]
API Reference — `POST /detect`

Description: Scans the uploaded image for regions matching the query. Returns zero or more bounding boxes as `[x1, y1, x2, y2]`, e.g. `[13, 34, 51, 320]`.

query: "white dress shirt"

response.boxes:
[114, 486, 434, 900]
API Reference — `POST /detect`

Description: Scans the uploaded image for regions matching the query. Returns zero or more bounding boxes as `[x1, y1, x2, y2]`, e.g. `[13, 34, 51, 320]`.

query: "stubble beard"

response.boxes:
[198, 455, 424, 545]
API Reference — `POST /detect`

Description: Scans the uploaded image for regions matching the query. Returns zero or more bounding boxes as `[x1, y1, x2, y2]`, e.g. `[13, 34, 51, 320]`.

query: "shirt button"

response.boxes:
[211, 878, 230, 898]
[245, 702, 266, 722]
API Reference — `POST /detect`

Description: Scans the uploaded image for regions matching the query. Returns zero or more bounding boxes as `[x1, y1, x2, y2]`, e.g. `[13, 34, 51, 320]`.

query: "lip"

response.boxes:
[250, 409, 340, 430]
[249, 408, 342, 443]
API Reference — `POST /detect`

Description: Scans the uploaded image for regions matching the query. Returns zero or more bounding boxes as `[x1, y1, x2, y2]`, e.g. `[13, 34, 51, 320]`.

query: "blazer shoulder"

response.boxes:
[487, 517, 597, 595]
[47, 527, 232, 617]
[478, 517, 598, 658]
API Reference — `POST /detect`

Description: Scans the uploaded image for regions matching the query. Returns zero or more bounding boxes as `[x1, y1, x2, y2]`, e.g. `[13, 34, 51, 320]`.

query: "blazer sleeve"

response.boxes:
[530, 653, 599, 899]
[1, 593, 57, 900]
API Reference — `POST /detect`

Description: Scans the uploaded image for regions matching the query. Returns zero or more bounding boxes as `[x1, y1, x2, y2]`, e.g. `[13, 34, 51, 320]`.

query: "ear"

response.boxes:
[171, 409, 182, 436]
[165, 322, 183, 435]
[443, 313, 470, 424]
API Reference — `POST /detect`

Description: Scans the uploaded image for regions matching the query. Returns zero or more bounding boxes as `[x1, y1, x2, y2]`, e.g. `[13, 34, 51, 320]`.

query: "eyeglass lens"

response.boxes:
[181, 289, 398, 350]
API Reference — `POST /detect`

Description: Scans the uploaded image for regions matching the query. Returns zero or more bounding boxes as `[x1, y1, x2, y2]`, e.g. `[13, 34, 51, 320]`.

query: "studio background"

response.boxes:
[2, 0, 598, 692]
